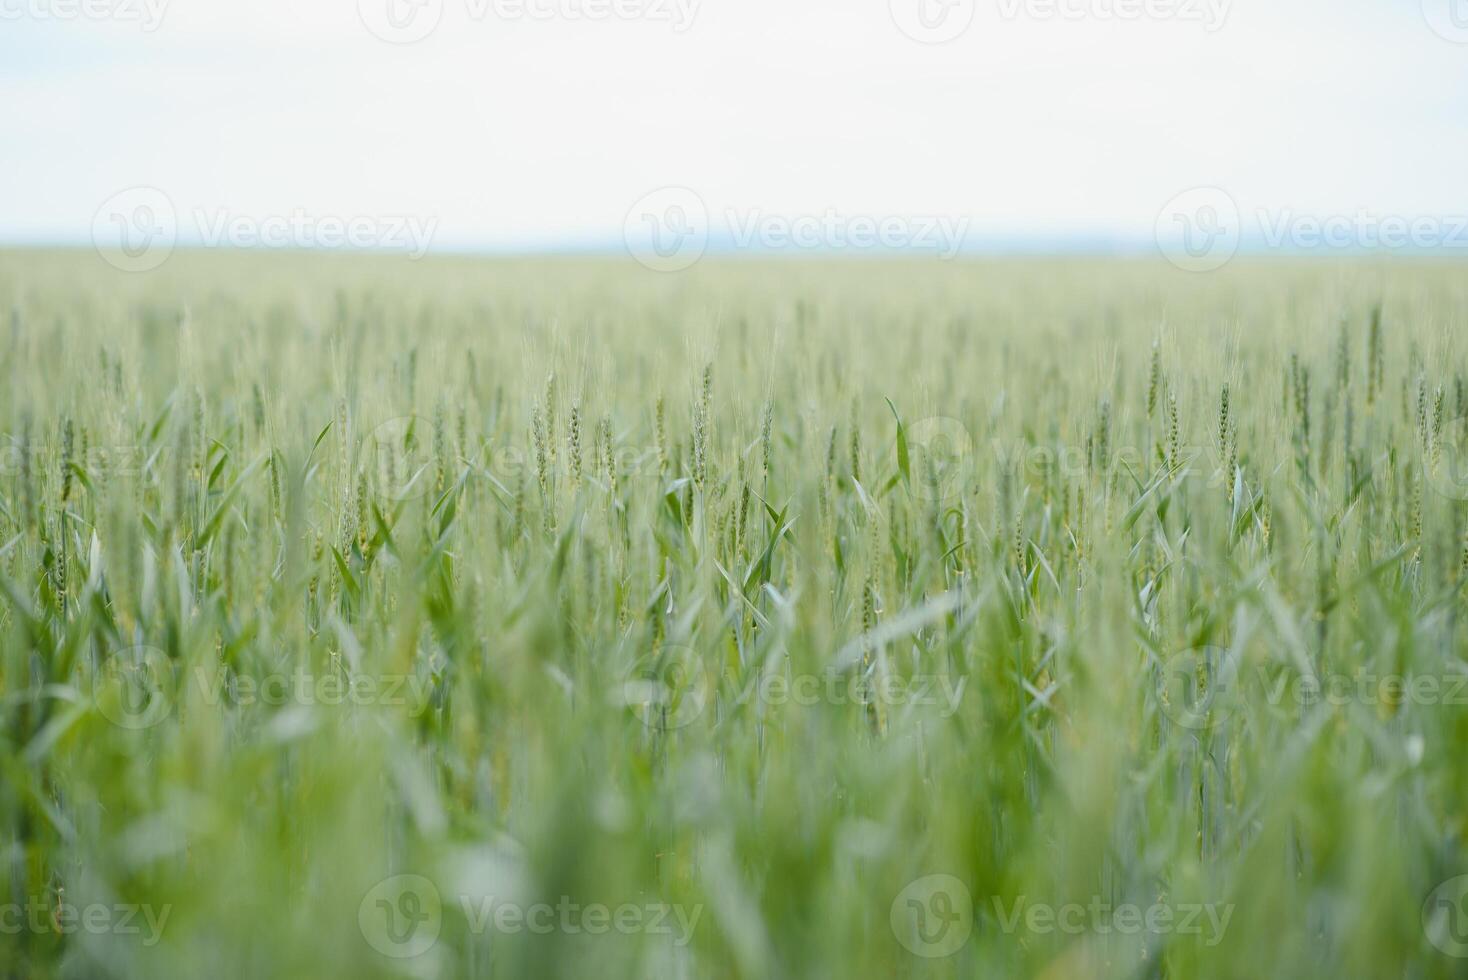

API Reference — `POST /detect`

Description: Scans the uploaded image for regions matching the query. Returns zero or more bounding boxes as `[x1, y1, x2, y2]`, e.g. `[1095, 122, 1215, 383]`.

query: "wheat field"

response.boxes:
[2, 251, 1468, 978]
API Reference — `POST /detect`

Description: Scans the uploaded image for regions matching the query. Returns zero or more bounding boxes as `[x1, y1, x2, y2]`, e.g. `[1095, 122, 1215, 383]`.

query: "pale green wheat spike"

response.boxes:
[59, 417, 74, 506]
[356, 471, 369, 555]
[77, 424, 91, 494]
[736, 467, 750, 561]
[172, 415, 190, 534]
[268, 449, 283, 522]
[52, 514, 67, 613]
[817, 466, 832, 548]
[713, 499, 729, 556]
[1409, 467, 1422, 553]
[655, 394, 668, 477]
[1226, 422, 1239, 503]
[997, 462, 1013, 538]
[599, 415, 615, 496]
[1013, 514, 1026, 580]
[760, 400, 773, 485]
[434, 402, 448, 496]
[192, 387, 206, 483]
[1432, 387, 1445, 469]
[1218, 383, 1230, 453]
[544, 372, 558, 464]
[531, 406, 550, 501]
[456, 406, 468, 472]
[1147, 339, 1162, 418]
[251, 382, 266, 434]
[1296, 365, 1311, 446]
[692, 367, 711, 490]
[1416, 376, 1429, 452]
[860, 523, 884, 735]
[1167, 391, 1180, 473]
[512, 464, 526, 540]
[1073, 485, 1087, 561]
[337, 467, 357, 553]
[567, 402, 582, 490]
[683, 442, 694, 514]
[307, 528, 323, 602]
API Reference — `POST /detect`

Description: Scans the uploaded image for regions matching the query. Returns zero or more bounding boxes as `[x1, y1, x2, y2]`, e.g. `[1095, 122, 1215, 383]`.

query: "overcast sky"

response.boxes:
[3, 0, 1466, 255]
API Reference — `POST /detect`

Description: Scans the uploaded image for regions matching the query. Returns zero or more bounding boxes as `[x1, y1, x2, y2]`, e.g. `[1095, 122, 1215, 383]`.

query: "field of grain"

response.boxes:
[2, 252, 1467, 978]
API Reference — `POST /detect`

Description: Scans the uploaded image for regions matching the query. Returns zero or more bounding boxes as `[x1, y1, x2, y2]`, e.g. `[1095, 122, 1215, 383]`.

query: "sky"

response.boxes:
[2, 0, 1466, 260]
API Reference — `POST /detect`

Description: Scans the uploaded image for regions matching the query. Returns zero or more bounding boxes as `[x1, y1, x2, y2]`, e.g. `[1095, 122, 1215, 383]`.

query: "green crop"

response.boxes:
[1, 251, 1466, 978]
